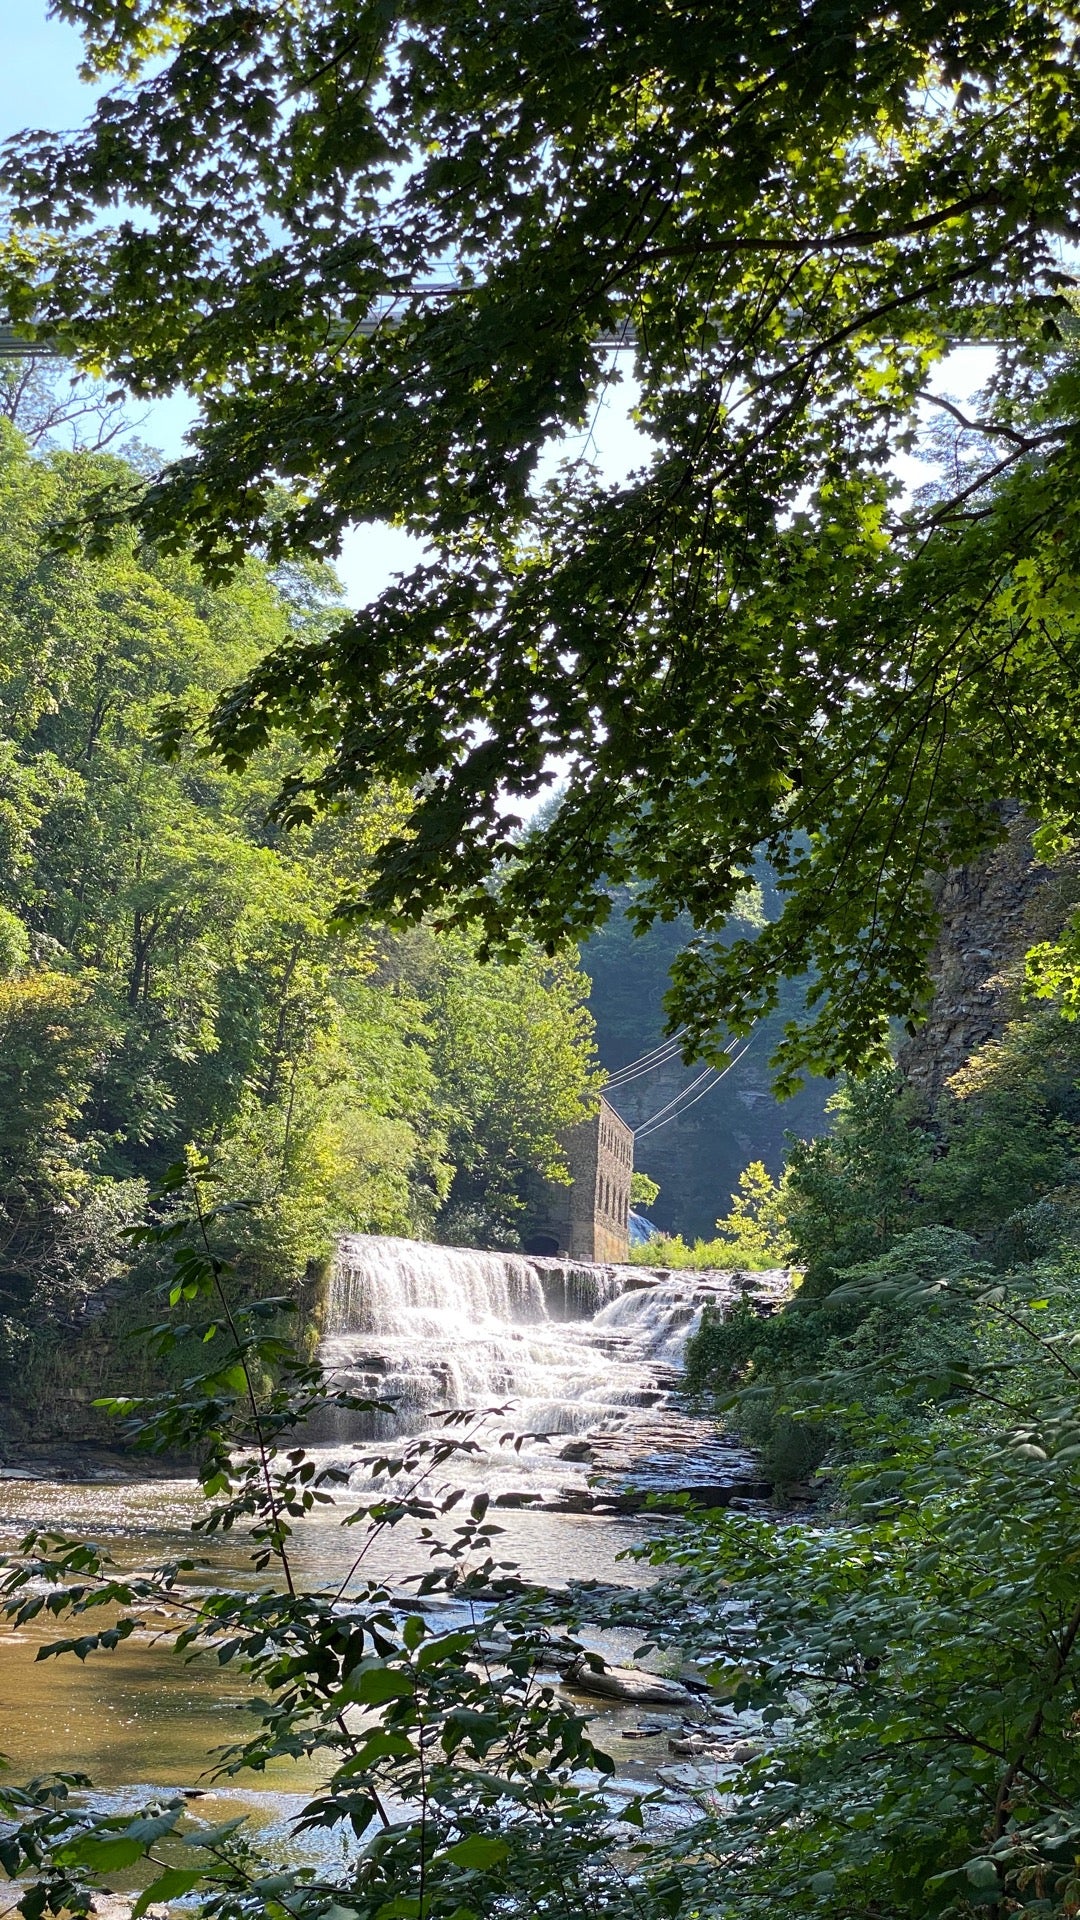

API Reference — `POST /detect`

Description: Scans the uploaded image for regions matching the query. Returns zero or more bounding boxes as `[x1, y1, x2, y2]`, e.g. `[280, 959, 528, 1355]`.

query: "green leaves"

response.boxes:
[442, 1837, 510, 1872]
[130, 1868, 205, 1915]
[55, 1807, 183, 1873]
[806, 1872, 836, 1897]
[964, 1857, 1002, 1895]
[335, 1662, 415, 1707]
[6, 3, 1080, 1069]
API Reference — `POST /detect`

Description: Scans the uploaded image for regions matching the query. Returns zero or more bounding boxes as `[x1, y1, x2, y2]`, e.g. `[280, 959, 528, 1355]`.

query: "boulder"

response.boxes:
[669, 1734, 763, 1762]
[657, 1761, 734, 1790]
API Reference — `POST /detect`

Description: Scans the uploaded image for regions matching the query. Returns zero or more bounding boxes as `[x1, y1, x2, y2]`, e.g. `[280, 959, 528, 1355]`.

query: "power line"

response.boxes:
[634, 1066, 727, 1139]
[633, 1028, 760, 1140]
[605, 1046, 686, 1088]
[635, 1068, 724, 1138]
[603, 1031, 689, 1087]
[634, 1062, 734, 1141]
[601, 1028, 688, 1084]
[631, 1061, 719, 1135]
[635, 1030, 758, 1139]
[605, 1046, 685, 1085]
[635, 1075, 721, 1141]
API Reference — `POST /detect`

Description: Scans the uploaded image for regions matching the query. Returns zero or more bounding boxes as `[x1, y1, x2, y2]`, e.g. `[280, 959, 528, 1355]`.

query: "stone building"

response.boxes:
[522, 1096, 634, 1262]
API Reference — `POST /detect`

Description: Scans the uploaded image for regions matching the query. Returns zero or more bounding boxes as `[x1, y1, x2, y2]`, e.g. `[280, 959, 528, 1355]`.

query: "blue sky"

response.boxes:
[1, 8, 645, 610]
[0, 7, 430, 603]
[1, 10, 88, 141]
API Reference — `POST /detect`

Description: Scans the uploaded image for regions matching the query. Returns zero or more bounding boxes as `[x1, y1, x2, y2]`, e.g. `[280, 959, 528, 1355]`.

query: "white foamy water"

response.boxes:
[0, 1244, 789, 1802]
[318, 1234, 790, 1444]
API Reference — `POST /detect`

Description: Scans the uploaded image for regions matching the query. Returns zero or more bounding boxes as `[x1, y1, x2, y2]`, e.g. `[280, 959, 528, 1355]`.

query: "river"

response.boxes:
[0, 1238, 788, 1846]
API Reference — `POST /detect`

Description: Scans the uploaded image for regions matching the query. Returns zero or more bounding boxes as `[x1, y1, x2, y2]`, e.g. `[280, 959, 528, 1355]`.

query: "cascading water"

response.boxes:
[0, 1237, 792, 1812]
[318, 1236, 790, 1488]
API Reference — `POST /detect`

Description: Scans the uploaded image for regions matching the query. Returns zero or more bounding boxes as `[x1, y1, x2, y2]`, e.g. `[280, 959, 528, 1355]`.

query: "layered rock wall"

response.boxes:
[898, 810, 1076, 1106]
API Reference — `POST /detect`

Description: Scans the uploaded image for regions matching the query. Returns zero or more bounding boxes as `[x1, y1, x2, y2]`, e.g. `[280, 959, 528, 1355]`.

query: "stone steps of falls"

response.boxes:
[486, 1407, 770, 1515]
[317, 1235, 792, 1498]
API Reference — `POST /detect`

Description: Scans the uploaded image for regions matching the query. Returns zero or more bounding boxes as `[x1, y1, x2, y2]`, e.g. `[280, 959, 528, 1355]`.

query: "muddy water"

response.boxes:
[0, 1472, 655, 1788]
[0, 1242, 788, 1835]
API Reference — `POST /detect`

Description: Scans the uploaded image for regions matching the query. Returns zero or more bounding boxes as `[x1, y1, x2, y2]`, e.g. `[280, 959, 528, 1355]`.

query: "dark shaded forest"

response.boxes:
[583, 880, 830, 1239]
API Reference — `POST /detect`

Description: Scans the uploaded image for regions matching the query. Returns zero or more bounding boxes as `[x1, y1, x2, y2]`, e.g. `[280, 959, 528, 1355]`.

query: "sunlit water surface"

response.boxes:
[0, 1240, 787, 1845]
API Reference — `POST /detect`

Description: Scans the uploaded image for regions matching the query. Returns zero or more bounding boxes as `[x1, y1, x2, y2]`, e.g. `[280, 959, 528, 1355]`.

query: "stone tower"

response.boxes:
[522, 1097, 634, 1261]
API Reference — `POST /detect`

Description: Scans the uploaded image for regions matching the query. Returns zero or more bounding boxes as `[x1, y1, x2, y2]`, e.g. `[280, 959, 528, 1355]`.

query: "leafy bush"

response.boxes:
[629, 1232, 774, 1269]
[630, 1161, 792, 1268]
[12, 1166, 1080, 1920]
[714, 1160, 793, 1264]
[686, 1225, 980, 1485]
[921, 1009, 1080, 1257]
[782, 1070, 932, 1296]
[630, 1169, 661, 1209]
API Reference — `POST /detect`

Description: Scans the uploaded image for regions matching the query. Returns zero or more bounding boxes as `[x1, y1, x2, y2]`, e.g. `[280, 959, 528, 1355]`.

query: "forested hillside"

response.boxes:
[582, 880, 831, 1239]
[11, 3, 1080, 1914]
[0, 423, 598, 1435]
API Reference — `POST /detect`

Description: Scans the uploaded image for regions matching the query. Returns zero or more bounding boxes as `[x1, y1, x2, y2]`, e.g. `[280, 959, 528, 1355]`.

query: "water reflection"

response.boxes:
[0, 1470, 656, 1794]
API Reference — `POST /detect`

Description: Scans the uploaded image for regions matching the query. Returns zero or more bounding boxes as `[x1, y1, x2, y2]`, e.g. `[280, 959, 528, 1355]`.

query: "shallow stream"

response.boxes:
[0, 1239, 789, 1844]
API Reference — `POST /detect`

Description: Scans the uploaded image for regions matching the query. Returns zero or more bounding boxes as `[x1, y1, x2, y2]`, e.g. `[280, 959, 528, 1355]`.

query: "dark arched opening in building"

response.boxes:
[522, 1232, 561, 1257]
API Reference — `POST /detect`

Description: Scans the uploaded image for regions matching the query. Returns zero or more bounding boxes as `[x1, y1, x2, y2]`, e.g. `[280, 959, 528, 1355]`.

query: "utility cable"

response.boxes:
[603, 1038, 690, 1088]
[633, 1027, 760, 1140]
[604, 1039, 685, 1084]
[634, 1036, 755, 1141]
[604, 1029, 688, 1079]
[634, 1070, 723, 1139]
[601, 1028, 689, 1087]
[630, 1062, 719, 1135]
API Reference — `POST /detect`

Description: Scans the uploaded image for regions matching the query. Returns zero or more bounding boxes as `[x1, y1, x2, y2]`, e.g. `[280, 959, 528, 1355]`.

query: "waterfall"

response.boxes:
[323, 1237, 550, 1338]
[317, 1234, 789, 1445]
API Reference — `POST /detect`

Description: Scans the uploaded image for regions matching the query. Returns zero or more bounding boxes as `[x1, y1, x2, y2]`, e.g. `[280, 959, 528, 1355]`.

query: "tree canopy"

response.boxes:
[0, 423, 601, 1425]
[5, 1, 1080, 1079]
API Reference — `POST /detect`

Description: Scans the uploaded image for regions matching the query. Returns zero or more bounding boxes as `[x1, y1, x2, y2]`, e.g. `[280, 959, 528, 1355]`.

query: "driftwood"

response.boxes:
[558, 1655, 690, 1704]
